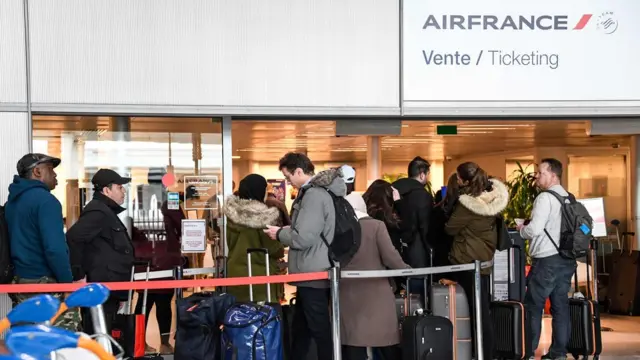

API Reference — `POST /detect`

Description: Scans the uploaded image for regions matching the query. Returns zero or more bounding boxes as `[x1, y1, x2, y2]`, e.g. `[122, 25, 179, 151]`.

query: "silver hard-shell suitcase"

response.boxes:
[430, 283, 472, 360]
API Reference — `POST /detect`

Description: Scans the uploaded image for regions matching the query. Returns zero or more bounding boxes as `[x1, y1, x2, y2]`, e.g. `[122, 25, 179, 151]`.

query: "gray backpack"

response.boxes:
[543, 190, 593, 259]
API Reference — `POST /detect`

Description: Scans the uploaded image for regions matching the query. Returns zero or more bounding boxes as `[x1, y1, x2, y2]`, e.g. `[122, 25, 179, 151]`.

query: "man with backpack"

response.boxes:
[3, 153, 80, 331]
[264, 152, 358, 360]
[517, 158, 591, 360]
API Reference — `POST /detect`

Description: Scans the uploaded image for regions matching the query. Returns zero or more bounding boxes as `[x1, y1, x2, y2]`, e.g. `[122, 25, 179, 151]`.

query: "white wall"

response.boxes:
[0, 113, 30, 202]
[0, 0, 26, 104]
[27, 0, 399, 112]
[0, 112, 30, 322]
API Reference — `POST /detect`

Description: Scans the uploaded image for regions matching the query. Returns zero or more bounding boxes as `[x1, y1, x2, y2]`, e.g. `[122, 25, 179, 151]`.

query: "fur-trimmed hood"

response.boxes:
[457, 178, 509, 216]
[223, 195, 280, 229]
[305, 167, 347, 197]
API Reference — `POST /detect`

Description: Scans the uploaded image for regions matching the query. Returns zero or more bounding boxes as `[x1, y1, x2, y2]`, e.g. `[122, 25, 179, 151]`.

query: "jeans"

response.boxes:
[292, 286, 334, 360]
[525, 254, 577, 358]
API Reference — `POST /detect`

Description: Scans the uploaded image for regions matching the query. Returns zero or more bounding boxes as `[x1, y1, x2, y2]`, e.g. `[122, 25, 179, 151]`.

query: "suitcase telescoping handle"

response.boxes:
[404, 247, 433, 315]
[573, 238, 598, 301]
[247, 248, 271, 303]
[128, 261, 151, 315]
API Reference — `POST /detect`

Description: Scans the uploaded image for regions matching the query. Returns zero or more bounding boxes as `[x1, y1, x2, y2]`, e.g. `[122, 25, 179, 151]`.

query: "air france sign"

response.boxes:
[422, 14, 616, 33]
[402, 0, 639, 107]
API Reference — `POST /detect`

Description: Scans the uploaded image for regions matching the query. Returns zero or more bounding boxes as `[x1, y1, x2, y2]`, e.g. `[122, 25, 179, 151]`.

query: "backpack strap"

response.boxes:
[541, 190, 569, 254]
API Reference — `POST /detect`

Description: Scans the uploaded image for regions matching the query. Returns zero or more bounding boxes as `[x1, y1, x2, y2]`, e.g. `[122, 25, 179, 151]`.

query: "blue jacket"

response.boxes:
[4, 176, 73, 283]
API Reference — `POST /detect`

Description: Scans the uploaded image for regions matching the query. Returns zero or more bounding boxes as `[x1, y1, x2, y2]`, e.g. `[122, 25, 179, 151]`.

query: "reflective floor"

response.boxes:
[144, 299, 640, 358]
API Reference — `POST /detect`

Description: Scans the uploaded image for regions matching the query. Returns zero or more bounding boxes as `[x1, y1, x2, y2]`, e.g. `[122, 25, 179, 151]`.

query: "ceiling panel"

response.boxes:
[232, 120, 630, 162]
[32, 116, 630, 163]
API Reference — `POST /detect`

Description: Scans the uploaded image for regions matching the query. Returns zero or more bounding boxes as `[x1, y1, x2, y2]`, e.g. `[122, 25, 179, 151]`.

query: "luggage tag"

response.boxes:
[580, 224, 591, 235]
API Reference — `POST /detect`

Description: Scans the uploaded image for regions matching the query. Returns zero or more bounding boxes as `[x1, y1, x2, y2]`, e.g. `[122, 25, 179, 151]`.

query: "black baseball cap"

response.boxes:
[17, 153, 61, 176]
[92, 169, 131, 189]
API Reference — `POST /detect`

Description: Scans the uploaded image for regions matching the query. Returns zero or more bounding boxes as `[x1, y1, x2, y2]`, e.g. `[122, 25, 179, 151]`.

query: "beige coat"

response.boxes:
[340, 215, 409, 347]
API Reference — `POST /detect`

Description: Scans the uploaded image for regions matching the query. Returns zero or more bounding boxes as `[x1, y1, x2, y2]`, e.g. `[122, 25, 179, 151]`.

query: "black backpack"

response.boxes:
[543, 190, 593, 259]
[0, 205, 14, 284]
[300, 187, 361, 267]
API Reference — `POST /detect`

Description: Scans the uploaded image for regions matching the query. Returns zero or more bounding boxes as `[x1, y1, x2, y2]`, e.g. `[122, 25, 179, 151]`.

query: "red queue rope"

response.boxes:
[0, 272, 329, 294]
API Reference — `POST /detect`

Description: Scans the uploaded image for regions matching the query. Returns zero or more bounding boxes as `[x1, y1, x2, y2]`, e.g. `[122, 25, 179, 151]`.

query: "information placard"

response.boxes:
[181, 219, 207, 253]
[577, 197, 607, 237]
[184, 175, 219, 210]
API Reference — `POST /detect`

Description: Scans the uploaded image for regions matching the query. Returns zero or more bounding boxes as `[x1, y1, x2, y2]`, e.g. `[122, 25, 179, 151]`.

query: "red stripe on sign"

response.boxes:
[573, 14, 592, 30]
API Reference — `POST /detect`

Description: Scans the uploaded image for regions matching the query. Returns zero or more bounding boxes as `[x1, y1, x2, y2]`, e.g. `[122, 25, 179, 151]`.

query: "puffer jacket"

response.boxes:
[445, 179, 509, 275]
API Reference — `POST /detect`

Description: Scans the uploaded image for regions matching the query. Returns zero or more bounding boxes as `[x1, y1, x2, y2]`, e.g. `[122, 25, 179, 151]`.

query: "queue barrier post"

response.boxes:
[473, 260, 484, 360]
[173, 265, 184, 299]
[89, 305, 113, 355]
[329, 266, 342, 360]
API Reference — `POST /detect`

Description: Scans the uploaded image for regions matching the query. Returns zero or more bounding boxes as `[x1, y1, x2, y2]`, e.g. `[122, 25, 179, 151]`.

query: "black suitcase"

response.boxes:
[401, 314, 453, 360]
[567, 239, 603, 359]
[491, 301, 525, 360]
[400, 277, 453, 359]
[492, 230, 526, 303]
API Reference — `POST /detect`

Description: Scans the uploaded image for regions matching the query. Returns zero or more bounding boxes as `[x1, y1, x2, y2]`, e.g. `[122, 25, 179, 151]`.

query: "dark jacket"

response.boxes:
[66, 193, 135, 296]
[446, 179, 509, 275]
[5, 176, 73, 283]
[161, 201, 185, 253]
[224, 196, 284, 302]
[391, 177, 433, 268]
[132, 226, 183, 294]
[428, 205, 454, 269]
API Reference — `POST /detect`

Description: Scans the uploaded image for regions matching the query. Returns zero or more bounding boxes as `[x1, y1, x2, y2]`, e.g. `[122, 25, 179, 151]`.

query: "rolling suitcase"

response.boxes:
[491, 301, 525, 360]
[491, 230, 526, 360]
[111, 262, 150, 359]
[430, 283, 472, 360]
[223, 248, 284, 360]
[401, 277, 453, 360]
[567, 239, 603, 360]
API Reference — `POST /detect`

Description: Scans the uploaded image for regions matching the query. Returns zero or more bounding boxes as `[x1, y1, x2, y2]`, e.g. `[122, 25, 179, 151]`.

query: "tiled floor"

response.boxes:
[143, 299, 640, 358]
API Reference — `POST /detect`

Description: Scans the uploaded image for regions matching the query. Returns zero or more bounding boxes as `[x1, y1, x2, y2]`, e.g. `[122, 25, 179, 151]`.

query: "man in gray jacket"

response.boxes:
[264, 152, 345, 360]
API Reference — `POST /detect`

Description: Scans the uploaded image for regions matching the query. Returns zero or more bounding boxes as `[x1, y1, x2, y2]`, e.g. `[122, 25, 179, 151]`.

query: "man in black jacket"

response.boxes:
[66, 169, 135, 334]
[392, 157, 434, 303]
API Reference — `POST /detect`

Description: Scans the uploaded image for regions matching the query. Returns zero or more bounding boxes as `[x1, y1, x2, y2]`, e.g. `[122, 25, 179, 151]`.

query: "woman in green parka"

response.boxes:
[224, 174, 285, 303]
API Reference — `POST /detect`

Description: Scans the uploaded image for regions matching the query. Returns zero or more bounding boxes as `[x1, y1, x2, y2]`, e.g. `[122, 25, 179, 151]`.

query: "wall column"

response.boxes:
[366, 136, 382, 187]
[630, 136, 640, 250]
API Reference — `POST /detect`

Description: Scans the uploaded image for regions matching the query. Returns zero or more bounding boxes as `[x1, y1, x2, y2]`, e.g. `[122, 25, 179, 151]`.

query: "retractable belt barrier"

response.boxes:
[0, 272, 328, 294]
[340, 260, 493, 279]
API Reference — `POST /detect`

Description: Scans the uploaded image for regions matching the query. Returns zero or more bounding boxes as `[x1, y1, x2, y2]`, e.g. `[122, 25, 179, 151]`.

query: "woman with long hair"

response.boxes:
[363, 179, 401, 252]
[445, 161, 509, 360]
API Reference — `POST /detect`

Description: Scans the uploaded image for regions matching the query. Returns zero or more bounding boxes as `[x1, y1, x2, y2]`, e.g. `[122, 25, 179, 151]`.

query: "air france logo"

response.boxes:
[422, 14, 617, 34]
[596, 12, 618, 34]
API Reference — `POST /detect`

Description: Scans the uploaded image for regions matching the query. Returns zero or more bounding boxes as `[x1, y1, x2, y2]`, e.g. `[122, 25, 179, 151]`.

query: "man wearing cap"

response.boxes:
[340, 164, 367, 213]
[5, 153, 80, 331]
[66, 168, 135, 334]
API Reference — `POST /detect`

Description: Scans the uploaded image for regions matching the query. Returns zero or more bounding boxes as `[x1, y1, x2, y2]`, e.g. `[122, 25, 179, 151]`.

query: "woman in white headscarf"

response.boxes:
[339, 190, 410, 360]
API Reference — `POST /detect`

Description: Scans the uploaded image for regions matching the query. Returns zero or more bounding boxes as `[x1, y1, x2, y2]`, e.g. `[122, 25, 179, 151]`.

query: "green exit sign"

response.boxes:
[437, 125, 458, 135]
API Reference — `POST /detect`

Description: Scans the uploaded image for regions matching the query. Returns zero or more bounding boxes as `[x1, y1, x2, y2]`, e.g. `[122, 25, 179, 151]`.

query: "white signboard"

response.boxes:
[577, 197, 607, 238]
[181, 219, 207, 253]
[402, 0, 640, 104]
